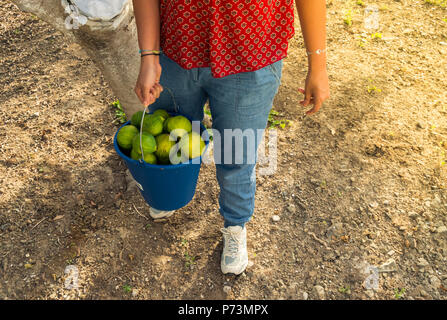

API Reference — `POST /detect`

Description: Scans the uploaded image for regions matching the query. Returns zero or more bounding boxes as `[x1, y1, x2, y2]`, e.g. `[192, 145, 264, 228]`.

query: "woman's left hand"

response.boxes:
[299, 68, 330, 115]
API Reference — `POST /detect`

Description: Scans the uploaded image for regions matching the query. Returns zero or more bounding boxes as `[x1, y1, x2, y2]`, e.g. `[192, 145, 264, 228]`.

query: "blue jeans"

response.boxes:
[149, 53, 283, 227]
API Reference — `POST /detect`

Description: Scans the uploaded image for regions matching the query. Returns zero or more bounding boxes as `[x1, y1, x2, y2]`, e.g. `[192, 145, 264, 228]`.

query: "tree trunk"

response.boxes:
[12, 0, 143, 117]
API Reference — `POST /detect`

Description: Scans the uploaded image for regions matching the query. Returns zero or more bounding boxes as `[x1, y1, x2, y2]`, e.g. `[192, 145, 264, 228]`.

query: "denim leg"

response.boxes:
[149, 53, 208, 122]
[203, 60, 283, 227]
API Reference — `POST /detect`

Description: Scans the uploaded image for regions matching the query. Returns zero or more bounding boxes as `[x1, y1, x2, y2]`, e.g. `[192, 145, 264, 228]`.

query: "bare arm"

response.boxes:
[132, 0, 162, 107]
[295, 0, 330, 115]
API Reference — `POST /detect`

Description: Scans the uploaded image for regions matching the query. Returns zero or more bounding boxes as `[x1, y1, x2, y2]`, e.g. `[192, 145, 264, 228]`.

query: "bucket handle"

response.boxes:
[138, 85, 178, 163]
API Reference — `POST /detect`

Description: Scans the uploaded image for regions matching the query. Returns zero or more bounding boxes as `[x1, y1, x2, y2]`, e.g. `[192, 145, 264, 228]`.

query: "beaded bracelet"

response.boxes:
[306, 48, 327, 56]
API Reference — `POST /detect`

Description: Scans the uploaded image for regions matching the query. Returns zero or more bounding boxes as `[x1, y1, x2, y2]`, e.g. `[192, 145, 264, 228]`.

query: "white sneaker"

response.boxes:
[220, 226, 248, 275]
[149, 207, 175, 219]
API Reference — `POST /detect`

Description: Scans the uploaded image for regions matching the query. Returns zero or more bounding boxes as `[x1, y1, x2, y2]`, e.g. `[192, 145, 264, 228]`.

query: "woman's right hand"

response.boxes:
[134, 55, 163, 106]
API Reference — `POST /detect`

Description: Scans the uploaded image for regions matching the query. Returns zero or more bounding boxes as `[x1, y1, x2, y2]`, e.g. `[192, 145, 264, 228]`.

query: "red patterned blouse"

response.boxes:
[159, 0, 295, 78]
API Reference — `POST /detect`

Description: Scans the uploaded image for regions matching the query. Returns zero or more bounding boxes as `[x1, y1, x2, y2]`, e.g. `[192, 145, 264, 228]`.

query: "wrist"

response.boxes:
[308, 54, 327, 72]
[140, 54, 160, 66]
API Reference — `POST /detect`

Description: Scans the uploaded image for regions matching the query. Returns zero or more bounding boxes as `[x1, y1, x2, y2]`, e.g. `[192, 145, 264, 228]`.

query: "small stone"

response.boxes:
[272, 215, 280, 222]
[420, 289, 429, 297]
[408, 212, 419, 219]
[416, 121, 425, 129]
[383, 200, 390, 206]
[365, 289, 375, 299]
[302, 292, 308, 300]
[131, 289, 139, 297]
[287, 282, 299, 297]
[436, 226, 447, 235]
[84, 256, 95, 264]
[369, 202, 379, 209]
[416, 258, 429, 268]
[326, 222, 344, 238]
[378, 258, 397, 273]
[287, 203, 297, 213]
[313, 285, 325, 300]
[433, 195, 442, 206]
[429, 275, 441, 288]
[223, 286, 232, 294]
[387, 250, 395, 256]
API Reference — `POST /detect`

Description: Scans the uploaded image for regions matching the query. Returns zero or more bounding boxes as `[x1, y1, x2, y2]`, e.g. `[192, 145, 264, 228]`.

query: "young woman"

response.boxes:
[132, 0, 329, 275]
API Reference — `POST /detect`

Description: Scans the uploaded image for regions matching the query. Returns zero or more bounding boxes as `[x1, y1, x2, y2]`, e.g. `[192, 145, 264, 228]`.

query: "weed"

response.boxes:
[203, 104, 212, 117]
[394, 288, 405, 299]
[268, 109, 291, 129]
[358, 35, 369, 47]
[320, 180, 327, 188]
[344, 9, 353, 26]
[370, 32, 383, 40]
[424, 0, 447, 8]
[184, 252, 197, 269]
[367, 85, 382, 94]
[206, 128, 214, 142]
[367, 80, 382, 94]
[123, 284, 132, 293]
[339, 285, 351, 294]
[111, 100, 127, 124]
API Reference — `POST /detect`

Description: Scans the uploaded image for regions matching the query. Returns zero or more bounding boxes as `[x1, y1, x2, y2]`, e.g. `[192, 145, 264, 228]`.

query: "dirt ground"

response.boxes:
[1, 0, 446, 300]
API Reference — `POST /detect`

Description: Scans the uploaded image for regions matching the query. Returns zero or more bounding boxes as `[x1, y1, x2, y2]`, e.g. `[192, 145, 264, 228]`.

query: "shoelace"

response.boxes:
[221, 228, 242, 258]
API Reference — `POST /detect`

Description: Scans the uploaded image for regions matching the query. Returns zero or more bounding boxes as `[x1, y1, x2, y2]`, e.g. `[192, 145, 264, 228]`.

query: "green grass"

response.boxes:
[370, 32, 383, 40]
[367, 79, 382, 94]
[203, 104, 212, 117]
[394, 288, 406, 299]
[338, 285, 351, 294]
[123, 284, 132, 293]
[344, 9, 353, 26]
[111, 100, 127, 124]
[184, 252, 197, 269]
[424, 0, 447, 7]
[268, 109, 291, 129]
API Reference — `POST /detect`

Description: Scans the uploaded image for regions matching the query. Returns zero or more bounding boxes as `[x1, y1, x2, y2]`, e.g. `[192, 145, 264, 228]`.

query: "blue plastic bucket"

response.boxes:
[113, 114, 209, 211]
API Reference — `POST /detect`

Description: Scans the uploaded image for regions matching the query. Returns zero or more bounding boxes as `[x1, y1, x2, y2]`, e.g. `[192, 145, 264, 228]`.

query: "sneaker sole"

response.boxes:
[221, 258, 248, 275]
[149, 210, 175, 220]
